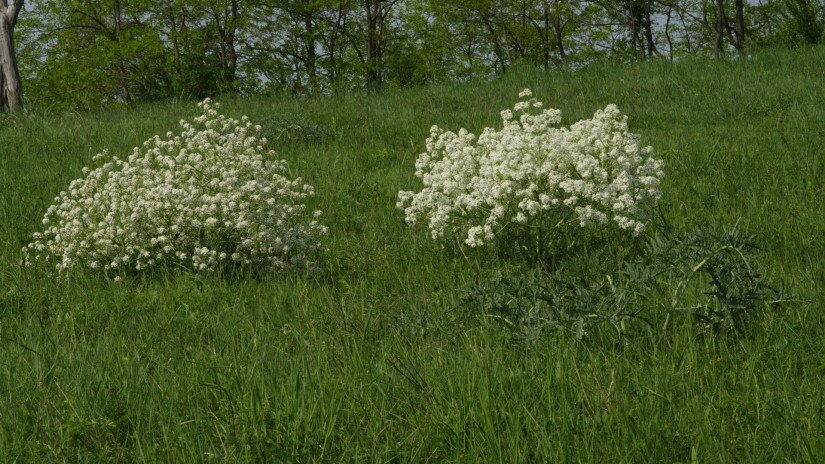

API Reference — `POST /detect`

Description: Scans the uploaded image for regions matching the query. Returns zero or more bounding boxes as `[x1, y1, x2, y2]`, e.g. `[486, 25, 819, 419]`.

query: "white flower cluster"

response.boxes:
[397, 89, 664, 247]
[24, 99, 327, 275]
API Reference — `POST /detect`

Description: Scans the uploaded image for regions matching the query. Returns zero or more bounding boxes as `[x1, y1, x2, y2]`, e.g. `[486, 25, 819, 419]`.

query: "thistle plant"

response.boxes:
[397, 89, 665, 249]
[461, 224, 800, 343]
[642, 223, 795, 333]
[461, 268, 649, 344]
[24, 99, 327, 276]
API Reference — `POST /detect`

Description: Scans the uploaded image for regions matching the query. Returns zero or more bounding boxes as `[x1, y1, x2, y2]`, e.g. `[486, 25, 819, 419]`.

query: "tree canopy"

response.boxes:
[11, 0, 825, 110]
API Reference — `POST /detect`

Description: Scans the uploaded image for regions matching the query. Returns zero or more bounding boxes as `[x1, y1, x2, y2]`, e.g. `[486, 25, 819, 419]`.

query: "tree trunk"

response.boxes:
[552, 11, 566, 62]
[117, 58, 132, 104]
[228, 0, 239, 84]
[664, 5, 674, 61]
[715, 0, 725, 57]
[113, 0, 132, 104]
[209, 0, 239, 89]
[303, 12, 317, 93]
[677, 7, 693, 53]
[0, 2, 23, 112]
[734, 0, 745, 52]
[542, 2, 551, 70]
[643, 0, 657, 58]
[163, 0, 183, 91]
[326, 5, 346, 89]
[628, 1, 644, 58]
[364, 1, 383, 91]
[482, 18, 507, 74]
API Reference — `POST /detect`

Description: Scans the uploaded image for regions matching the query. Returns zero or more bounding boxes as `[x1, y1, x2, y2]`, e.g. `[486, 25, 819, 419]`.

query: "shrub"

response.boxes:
[24, 99, 327, 277]
[397, 89, 665, 249]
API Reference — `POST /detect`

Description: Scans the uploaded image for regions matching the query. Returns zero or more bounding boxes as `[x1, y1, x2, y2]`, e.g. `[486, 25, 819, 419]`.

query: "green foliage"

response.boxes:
[1, 48, 824, 461]
[461, 268, 649, 344]
[462, 223, 803, 344]
[643, 223, 790, 332]
[783, 0, 825, 45]
[20, 0, 170, 109]
[258, 114, 338, 143]
[14, 0, 824, 110]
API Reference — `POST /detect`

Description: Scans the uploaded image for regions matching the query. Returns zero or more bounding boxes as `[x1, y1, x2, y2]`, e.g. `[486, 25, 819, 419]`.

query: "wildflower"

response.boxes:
[397, 89, 664, 247]
[24, 99, 327, 275]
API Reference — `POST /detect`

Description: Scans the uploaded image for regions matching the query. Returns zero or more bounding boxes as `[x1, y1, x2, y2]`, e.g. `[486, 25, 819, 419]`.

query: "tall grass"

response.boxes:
[1, 46, 823, 462]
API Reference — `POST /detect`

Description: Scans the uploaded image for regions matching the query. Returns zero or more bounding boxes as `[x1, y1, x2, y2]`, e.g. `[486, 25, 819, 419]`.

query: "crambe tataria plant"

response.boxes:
[24, 99, 327, 276]
[397, 89, 665, 249]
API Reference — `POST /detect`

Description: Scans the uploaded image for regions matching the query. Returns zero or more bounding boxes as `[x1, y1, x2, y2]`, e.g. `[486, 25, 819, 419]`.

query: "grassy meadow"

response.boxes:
[1, 47, 824, 462]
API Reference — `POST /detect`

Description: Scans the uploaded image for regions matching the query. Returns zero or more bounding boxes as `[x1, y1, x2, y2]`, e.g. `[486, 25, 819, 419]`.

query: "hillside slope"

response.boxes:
[1, 47, 823, 462]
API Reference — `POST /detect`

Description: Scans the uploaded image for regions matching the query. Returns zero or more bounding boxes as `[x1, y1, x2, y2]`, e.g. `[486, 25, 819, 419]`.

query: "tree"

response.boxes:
[526, 0, 583, 69]
[246, 0, 330, 94]
[734, 0, 745, 51]
[21, 0, 169, 107]
[202, 0, 243, 91]
[784, 0, 824, 44]
[0, 0, 24, 111]
[7, 0, 815, 110]
[320, 0, 357, 90]
[591, 0, 659, 59]
[716, 0, 726, 55]
[155, 0, 216, 98]
[359, 0, 400, 90]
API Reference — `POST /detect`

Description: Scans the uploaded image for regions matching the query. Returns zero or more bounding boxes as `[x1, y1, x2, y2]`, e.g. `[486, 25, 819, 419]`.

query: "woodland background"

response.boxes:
[10, 0, 825, 110]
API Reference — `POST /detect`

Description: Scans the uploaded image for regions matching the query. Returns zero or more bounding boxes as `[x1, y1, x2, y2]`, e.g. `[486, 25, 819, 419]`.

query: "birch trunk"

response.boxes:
[0, 2, 23, 112]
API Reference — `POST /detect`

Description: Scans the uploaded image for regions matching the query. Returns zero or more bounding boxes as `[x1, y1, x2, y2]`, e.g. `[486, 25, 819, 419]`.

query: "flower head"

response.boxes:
[397, 90, 664, 247]
[25, 99, 327, 276]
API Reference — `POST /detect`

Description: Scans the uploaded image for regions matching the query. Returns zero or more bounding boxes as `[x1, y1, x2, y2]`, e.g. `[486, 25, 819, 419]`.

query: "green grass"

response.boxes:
[1, 47, 824, 462]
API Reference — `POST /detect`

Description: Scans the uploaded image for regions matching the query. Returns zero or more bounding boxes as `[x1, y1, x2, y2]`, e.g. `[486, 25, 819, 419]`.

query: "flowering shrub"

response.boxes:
[397, 89, 665, 248]
[24, 99, 327, 276]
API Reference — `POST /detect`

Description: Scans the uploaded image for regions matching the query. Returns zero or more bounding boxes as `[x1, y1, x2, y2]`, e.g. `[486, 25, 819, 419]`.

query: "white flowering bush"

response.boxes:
[397, 89, 664, 248]
[24, 99, 327, 276]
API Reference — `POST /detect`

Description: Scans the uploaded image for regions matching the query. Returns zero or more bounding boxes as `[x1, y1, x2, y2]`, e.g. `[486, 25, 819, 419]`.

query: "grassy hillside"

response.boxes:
[1, 47, 823, 462]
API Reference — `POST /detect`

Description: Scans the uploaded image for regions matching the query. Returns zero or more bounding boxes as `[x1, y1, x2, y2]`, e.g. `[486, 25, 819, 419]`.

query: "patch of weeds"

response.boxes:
[59, 384, 134, 460]
[640, 221, 803, 333]
[460, 222, 805, 343]
[259, 114, 337, 143]
[460, 268, 651, 344]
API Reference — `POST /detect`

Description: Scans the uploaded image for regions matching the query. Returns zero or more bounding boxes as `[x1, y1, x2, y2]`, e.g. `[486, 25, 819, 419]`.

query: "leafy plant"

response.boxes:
[460, 268, 650, 344]
[24, 99, 328, 277]
[259, 114, 337, 143]
[784, 0, 825, 46]
[642, 222, 797, 333]
[461, 222, 803, 342]
[398, 89, 664, 250]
